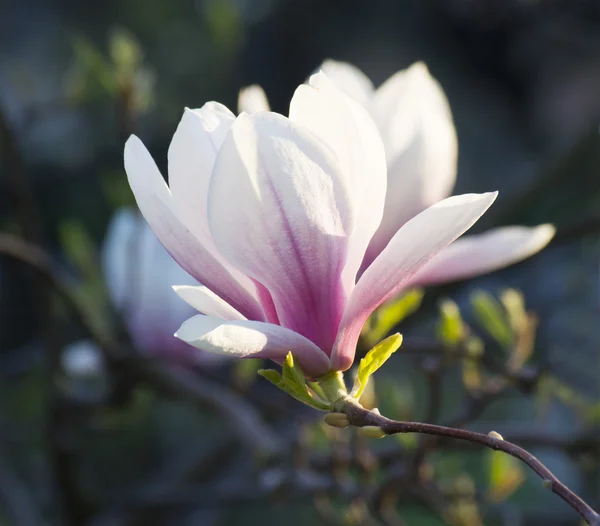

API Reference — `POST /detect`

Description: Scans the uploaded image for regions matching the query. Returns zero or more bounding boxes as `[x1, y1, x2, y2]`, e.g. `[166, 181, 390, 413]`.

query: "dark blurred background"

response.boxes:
[1, 1, 600, 525]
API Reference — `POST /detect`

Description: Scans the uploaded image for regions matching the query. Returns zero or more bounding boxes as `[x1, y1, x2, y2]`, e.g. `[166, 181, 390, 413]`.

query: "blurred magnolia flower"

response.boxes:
[239, 62, 555, 284]
[125, 72, 497, 377]
[103, 208, 215, 363]
[61, 340, 105, 378]
[60, 339, 109, 403]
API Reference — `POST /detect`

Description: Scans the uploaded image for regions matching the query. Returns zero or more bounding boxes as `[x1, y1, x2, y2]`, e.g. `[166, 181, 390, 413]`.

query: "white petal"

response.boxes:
[168, 105, 259, 299]
[237, 85, 270, 114]
[175, 315, 331, 377]
[208, 112, 355, 352]
[168, 104, 233, 247]
[410, 224, 556, 286]
[173, 285, 246, 321]
[319, 60, 375, 107]
[290, 71, 387, 293]
[124, 135, 265, 321]
[364, 62, 458, 265]
[332, 192, 497, 371]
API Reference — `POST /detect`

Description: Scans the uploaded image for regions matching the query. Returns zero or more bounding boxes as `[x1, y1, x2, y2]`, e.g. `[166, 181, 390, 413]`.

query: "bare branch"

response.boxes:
[341, 400, 599, 525]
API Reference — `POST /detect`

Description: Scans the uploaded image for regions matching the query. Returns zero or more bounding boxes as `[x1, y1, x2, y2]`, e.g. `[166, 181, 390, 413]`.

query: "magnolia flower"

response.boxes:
[125, 71, 497, 377]
[102, 207, 207, 362]
[239, 61, 555, 284]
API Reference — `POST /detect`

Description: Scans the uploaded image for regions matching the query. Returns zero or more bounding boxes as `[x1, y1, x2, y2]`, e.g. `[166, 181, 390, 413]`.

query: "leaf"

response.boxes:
[308, 381, 327, 401]
[462, 359, 483, 392]
[436, 299, 465, 345]
[232, 359, 263, 390]
[109, 27, 142, 76]
[282, 352, 306, 390]
[69, 35, 116, 96]
[488, 450, 525, 502]
[362, 289, 424, 347]
[500, 289, 537, 371]
[500, 289, 526, 334]
[58, 220, 113, 339]
[471, 290, 513, 348]
[351, 333, 403, 400]
[258, 362, 330, 411]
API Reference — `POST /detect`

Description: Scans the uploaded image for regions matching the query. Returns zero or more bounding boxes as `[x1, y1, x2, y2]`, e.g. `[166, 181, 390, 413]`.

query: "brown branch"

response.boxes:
[341, 400, 600, 525]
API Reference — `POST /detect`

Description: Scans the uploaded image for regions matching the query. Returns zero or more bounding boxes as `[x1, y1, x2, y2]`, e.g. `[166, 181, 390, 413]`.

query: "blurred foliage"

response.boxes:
[65, 28, 155, 114]
[362, 289, 423, 349]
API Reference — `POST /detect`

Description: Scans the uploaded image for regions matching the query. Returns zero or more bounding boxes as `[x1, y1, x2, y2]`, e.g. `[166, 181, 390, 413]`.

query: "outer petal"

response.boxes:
[409, 224, 556, 286]
[290, 71, 387, 294]
[332, 192, 497, 371]
[364, 63, 458, 267]
[208, 112, 355, 352]
[319, 60, 375, 107]
[124, 135, 265, 321]
[173, 285, 246, 321]
[175, 315, 331, 377]
[238, 85, 271, 114]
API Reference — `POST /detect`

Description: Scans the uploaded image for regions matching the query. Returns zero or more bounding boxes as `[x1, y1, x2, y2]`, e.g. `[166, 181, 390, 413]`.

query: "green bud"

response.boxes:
[323, 413, 350, 428]
[359, 426, 386, 439]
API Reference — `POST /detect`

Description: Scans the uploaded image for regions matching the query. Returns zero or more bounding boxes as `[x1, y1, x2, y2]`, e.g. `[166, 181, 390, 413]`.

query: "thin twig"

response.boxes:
[341, 400, 600, 525]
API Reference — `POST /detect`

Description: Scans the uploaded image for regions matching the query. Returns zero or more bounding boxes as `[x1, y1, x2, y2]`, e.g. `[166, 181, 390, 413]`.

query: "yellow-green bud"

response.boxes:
[324, 412, 350, 428]
[359, 426, 386, 439]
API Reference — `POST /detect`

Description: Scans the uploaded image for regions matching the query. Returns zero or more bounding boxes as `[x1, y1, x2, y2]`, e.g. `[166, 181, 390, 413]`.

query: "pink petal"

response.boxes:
[207, 112, 355, 352]
[410, 224, 556, 286]
[331, 192, 497, 371]
[124, 135, 265, 321]
[290, 71, 387, 294]
[175, 315, 331, 377]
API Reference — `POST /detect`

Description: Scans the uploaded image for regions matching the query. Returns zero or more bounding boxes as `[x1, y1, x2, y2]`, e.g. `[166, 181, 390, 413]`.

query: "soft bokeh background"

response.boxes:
[1, 1, 600, 525]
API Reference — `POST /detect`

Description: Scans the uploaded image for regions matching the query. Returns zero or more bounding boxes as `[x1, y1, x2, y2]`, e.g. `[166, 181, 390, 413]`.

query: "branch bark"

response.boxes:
[341, 400, 599, 525]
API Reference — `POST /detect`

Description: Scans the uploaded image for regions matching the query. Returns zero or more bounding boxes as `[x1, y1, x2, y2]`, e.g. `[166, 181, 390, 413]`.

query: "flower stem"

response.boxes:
[316, 371, 348, 406]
